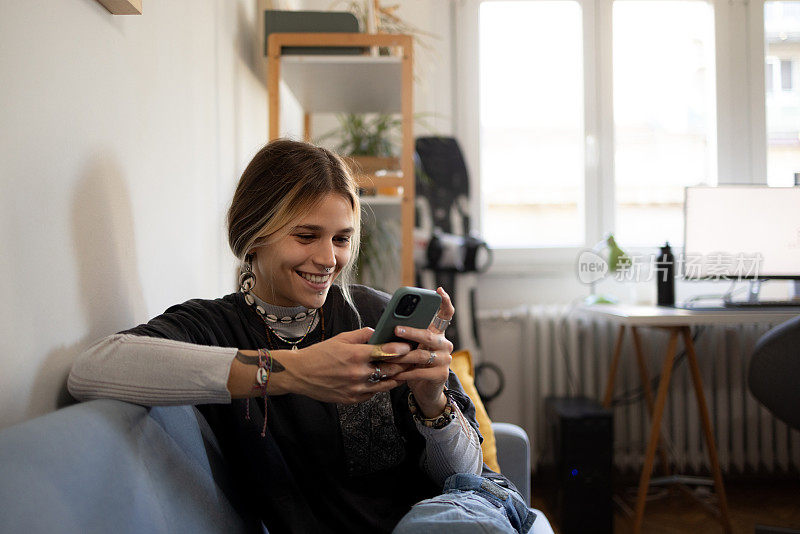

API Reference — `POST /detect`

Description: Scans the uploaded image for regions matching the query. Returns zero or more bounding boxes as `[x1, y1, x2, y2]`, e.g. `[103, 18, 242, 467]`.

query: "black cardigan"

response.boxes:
[122, 285, 484, 534]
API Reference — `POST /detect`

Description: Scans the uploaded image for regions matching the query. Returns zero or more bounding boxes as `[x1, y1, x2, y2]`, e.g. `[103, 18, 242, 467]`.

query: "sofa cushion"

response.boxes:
[450, 350, 500, 472]
[0, 399, 261, 534]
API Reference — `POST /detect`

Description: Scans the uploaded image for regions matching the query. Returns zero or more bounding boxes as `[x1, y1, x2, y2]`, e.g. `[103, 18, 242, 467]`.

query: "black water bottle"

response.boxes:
[656, 242, 675, 306]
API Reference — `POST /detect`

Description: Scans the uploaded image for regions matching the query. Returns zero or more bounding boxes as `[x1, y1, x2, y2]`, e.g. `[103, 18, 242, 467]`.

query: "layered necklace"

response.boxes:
[239, 267, 324, 350]
[264, 308, 325, 351]
[263, 309, 321, 351]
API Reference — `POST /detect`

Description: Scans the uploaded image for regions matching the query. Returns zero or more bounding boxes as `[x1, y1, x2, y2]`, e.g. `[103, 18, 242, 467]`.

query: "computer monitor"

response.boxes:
[683, 186, 800, 280]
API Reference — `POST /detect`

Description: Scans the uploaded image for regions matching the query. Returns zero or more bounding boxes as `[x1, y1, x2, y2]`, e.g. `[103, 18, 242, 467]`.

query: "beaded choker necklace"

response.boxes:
[239, 265, 317, 325]
[238, 261, 324, 350]
[242, 291, 321, 351]
[243, 292, 317, 324]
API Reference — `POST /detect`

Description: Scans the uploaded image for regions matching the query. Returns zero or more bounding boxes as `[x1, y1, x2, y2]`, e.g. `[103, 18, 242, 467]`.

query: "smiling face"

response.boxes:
[250, 193, 355, 309]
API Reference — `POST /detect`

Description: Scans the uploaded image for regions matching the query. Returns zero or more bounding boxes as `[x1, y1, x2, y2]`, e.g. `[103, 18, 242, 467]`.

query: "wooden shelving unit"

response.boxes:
[267, 32, 414, 287]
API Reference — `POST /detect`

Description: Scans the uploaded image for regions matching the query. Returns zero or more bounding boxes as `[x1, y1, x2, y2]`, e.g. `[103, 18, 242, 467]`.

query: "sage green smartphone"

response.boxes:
[368, 287, 442, 351]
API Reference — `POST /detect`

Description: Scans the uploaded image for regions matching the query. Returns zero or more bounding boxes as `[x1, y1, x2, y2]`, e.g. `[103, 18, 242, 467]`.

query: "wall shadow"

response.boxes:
[28, 151, 146, 414]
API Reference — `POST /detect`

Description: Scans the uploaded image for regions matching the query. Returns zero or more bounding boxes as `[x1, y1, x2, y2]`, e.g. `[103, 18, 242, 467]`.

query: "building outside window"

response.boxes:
[765, 1, 800, 186]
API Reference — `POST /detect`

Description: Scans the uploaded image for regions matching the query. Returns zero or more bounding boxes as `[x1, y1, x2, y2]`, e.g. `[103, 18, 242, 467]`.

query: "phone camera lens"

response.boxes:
[396, 294, 419, 317]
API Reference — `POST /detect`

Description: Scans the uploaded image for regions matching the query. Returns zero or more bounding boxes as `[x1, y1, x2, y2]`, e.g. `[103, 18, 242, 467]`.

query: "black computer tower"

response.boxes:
[545, 396, 613, 534]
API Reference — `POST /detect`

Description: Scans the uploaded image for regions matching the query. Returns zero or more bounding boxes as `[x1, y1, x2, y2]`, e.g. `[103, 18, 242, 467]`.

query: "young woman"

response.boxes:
[68, 139, 533, 533]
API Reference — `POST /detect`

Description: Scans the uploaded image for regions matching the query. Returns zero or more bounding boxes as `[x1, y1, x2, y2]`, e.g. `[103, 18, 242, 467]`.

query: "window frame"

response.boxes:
[455, 0, 769, 275]
[780, 59, 794, 91]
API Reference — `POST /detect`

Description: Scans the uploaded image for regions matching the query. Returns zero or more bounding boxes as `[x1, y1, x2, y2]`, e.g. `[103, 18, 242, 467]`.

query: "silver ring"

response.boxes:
[430, 316, 451, 333]
[324, 266, 333, 273]
[368, 367, 382, 383]
[425, 352, 436, 366]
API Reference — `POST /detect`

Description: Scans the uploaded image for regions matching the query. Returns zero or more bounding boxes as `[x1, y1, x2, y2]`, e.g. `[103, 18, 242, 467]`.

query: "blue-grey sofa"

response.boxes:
[0, 399, 552, 533]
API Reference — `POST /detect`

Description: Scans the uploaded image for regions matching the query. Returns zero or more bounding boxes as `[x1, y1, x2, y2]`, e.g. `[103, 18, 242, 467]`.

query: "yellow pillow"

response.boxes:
[450, 349, 501, 473]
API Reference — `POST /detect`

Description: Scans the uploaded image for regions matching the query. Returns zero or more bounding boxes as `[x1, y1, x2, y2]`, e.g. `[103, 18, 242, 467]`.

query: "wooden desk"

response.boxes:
[580, 305, 800, 534]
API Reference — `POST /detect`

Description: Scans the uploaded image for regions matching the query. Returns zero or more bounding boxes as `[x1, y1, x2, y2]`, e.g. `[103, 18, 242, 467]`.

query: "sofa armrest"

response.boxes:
[492, 422, 531, 506]
[0, 399, 260, 534]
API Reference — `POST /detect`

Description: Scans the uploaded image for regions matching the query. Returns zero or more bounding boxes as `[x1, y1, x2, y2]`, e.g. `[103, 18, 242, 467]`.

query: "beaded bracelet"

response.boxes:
[408, 389, 456, 429]
[252, 348, 272, 437]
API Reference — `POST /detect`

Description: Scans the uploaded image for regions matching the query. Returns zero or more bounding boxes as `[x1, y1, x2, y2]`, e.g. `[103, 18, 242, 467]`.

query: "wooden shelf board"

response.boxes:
[354, 174, 403, 189]
[281, 56, 402, 113]
[360, 195, 402, 206]
[95, 0, 142, 14]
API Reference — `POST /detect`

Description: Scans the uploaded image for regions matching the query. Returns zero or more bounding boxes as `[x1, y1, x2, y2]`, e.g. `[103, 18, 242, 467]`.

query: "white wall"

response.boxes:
[0, 0, 273, 429]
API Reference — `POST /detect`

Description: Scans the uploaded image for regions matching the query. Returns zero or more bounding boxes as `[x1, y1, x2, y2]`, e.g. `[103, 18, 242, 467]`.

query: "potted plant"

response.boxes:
[317, 113, 402, 179]
[319, 1, 438, 178]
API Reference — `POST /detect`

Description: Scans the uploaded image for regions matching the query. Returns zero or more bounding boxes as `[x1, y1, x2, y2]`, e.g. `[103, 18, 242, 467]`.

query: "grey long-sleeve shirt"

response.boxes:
[69, 333, 481, 485]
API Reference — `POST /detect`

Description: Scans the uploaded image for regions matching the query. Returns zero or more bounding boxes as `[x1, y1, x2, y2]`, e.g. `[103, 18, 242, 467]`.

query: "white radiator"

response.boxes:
[477, 306, 800, 474]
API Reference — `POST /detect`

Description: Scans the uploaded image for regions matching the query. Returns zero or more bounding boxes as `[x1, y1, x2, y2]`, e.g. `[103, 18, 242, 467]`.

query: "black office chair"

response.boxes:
[748, 314, 800, 534]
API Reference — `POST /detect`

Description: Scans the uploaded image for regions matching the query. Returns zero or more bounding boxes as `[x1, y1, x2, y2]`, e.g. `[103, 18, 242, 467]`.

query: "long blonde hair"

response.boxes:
[227, 139, 362, 314]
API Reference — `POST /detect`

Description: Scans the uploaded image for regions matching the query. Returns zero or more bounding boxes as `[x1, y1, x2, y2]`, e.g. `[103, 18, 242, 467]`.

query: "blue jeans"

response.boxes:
[393, 473, 536, 534]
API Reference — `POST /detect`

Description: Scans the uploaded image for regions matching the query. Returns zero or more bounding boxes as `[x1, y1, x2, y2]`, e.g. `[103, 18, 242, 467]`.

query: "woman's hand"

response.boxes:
[277, 328, 412, 404]
[390, 287, 455, 418]
[242, 287, 454, 409]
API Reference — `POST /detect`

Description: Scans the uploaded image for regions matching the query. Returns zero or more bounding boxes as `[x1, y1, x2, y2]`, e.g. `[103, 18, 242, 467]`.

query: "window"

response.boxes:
[613, 1, 717, 246]
[459, 0, 785, 263]
[781, 60, 794, 90]
[767, 60, 775, 93]
[479, 1, 585, 248]
[765, 1, 800, 186]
